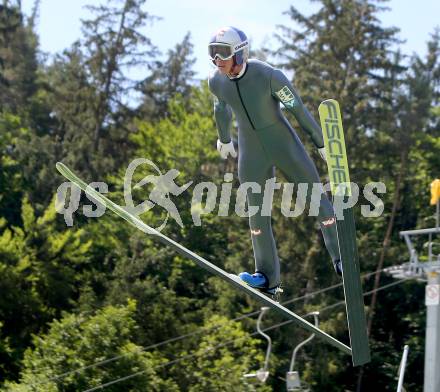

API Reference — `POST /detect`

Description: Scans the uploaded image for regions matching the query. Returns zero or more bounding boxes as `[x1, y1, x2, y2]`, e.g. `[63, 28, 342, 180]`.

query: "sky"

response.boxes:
[21, 0, 440, 80]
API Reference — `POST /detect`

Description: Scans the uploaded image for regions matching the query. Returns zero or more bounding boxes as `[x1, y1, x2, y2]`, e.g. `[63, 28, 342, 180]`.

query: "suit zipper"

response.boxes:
[235, 82, 255, 130]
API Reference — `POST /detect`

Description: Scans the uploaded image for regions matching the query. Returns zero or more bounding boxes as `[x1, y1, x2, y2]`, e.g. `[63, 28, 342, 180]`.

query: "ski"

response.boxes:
[318, 99, 371, 366]
[56, 162, 351, 357]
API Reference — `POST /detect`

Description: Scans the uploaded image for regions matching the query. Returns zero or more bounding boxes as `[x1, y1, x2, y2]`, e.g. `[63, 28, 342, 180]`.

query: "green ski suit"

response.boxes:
[208, 59, 340, 288]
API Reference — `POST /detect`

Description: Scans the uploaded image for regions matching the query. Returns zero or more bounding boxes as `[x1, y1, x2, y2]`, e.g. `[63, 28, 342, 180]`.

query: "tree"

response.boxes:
[0, 2, 38, 114]
[361, 30, 440, 391]
[4, 301, 178, 391]
[0, 195, 91, 381]
[268, 0, 403, 299]
[271, 1, 414, 390]
[175, 315, 271, 391]
[13, 0, 160, 210]
[139, 32, 196, 119]
[80, 0, 158, 155]
[28, 0, 159, 183]
[272, 3, 439, 390]
[0, 112, 27, 226]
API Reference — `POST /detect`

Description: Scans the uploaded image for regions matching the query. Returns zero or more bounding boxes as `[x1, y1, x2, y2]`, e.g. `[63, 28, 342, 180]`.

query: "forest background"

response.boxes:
[0, 0, 439, 390]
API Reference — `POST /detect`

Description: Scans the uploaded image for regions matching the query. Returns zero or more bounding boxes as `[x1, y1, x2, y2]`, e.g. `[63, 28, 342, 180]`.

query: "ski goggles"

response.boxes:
[208, 41, 248, 61]
[208, 43, 234, 61]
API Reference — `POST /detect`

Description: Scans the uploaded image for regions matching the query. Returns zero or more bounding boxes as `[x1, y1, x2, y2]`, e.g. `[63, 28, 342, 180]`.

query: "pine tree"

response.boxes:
[0, 1, 38, 114]
[139, 32, 196, 120]
[80, 0, 158, 154]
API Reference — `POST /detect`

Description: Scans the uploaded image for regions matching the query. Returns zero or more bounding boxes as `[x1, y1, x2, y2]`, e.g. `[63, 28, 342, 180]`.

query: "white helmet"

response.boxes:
[208, 26, 249, 65]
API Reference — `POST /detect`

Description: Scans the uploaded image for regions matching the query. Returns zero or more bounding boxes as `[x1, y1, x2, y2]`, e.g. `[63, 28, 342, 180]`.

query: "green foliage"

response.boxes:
[132, 85, 218, 174]
[0, 195, 92, 379]
[0, 321, 13, 379]
[269, 1, 439, 390]
[70, 0, 159, 176]
[0, 0, 438, 390]
[0, 112, 27, 225]
[139, 32, 197, 120]
[0, 3, 38, 114]
[4, 301, 178, 391]
[175, 315, 271, 392]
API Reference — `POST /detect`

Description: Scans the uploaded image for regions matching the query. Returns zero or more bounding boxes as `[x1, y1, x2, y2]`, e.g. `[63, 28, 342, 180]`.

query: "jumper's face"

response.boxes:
[215, 57, 234, 74]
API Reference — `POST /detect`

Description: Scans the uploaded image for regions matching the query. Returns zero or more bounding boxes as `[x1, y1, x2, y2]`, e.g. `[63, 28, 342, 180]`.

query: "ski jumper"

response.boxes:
[208, 59, 340, 288]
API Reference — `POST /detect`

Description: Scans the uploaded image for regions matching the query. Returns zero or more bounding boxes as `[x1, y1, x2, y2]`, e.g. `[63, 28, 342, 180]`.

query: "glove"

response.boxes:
[217, 139, 237, 159]
[318, 147, 327, 161]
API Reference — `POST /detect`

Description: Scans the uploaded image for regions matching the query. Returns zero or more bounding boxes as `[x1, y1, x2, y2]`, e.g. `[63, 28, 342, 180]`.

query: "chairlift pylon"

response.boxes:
[396, 345, 409, 392]
[286, 311, 319, 391]
[243, 307, 272, 383]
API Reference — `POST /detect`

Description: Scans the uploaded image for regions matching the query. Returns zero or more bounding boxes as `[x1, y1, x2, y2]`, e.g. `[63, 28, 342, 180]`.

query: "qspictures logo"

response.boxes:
[55, 159, 387, 232]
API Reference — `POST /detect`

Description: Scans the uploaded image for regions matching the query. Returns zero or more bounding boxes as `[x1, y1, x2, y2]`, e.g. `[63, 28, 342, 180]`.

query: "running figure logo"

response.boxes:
[124, 158, 192, 231]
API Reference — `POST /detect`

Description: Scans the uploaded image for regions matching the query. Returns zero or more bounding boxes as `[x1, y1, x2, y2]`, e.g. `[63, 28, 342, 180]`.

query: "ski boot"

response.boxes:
[238, 272, 283, 301]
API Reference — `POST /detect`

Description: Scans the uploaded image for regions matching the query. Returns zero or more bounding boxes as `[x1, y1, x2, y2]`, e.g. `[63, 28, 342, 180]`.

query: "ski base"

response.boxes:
[319, 99, 371, 366]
